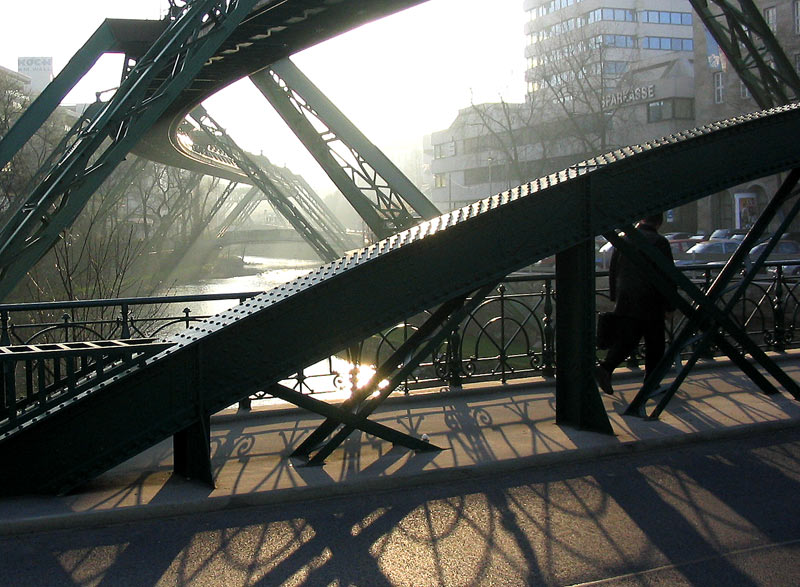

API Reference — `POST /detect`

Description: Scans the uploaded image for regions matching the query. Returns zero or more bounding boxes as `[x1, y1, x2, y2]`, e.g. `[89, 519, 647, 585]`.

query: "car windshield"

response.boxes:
[687, 242, 721, 254]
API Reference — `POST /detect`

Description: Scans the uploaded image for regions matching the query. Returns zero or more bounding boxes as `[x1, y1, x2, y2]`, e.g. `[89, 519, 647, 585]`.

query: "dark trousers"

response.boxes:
[600, 315, 666, 378]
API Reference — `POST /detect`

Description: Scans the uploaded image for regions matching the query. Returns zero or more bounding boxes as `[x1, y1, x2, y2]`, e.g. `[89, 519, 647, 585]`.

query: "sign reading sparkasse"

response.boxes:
[602, 84, 656, 110]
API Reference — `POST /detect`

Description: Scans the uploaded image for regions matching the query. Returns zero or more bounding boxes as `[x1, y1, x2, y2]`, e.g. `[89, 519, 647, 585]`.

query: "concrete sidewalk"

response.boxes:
[2, 354, 799, 536]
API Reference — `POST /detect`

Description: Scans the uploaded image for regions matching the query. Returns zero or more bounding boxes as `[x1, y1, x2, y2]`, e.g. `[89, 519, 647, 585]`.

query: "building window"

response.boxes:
[434, 174, 447, 188]
[647, 100, 671, 122]
[639, 10, 692, 25]
[598, 34, 635, 48]
[740, 80, 750, 99]
[588, 8, 634, 23]
[764, 6, 777, 33]
[602, 60, 629, 75]
[647, 98, 694, 122]
[714, 71, 725, 104]
[641, 37, 693, 51]
[795, 1, 800, 34]
[434, 141, 456, 159]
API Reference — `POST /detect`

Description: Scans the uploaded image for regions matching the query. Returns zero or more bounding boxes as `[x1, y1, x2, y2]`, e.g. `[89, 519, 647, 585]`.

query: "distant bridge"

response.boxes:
[217, 227, 307, 246]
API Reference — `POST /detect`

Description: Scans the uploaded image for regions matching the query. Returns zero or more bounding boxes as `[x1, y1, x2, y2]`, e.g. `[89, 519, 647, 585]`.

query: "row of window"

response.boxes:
[639, 10, 693, 25]
[432, 98, 696, 166]
[530, 9, 693, 44]
[640, 36, 694, 51]
[528, 0, 583, 20]
[646, 98, 694, 123]
[585, 34, 693, 51]
[530, 0, 800, 36]
[529, 0, 800, 34]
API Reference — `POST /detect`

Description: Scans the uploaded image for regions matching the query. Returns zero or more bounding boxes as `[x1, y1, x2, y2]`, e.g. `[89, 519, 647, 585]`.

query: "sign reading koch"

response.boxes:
[18, 57, 53, 73]
[602, 84, 655, 110]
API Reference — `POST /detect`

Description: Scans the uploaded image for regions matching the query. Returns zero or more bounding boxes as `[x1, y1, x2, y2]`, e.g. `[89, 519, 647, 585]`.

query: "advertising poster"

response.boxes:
[734, 192, 758, 229]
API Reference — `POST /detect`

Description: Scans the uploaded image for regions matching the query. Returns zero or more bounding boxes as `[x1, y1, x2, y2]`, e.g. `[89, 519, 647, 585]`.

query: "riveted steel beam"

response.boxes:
[4, 105, 800, 495]
[251, 59, 439, 240]
[556, 241, 613, 434]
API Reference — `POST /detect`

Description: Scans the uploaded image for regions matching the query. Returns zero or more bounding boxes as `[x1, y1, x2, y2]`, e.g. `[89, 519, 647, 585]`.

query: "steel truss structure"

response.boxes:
[3, 103, 800, 494]
[186, 105, 349, 260]
[624, 0, 800, 416]
[0, 1, 264, 300]
[690, 0, 800, 108]
[2, 0, 800, 494]
[252, 58, 440, 240]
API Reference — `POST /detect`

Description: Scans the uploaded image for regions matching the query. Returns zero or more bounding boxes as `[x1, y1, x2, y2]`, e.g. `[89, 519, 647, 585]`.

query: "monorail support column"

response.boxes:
[173, 346, 213, 486]
[173, 415, 213, 486]
[555, 238, 613, 434]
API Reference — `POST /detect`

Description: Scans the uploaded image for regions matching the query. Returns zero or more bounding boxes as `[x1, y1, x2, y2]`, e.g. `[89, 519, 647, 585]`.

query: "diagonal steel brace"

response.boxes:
[266, 383, 440, 453]
[293, 284, 495, 465]
[605, 228, 781, 411]
[606, 220, 800, 417]
[624, 169, 800, 416]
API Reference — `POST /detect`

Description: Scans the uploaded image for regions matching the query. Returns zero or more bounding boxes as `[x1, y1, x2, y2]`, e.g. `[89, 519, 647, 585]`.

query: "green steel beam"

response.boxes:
[690, 0, 800, 108]
[0, 0, 264, 301]
[299, 286, 493, 464]
[0, 22, 118, 172]
[3, 106, 800, 492]
[555, 240, 613, 434]
[216, 186, 261, 237]
[607, 215, 800, 412]
[626, 169, 800, 418]
[188, 106, 341, 262]
[251, 60, 440, 239]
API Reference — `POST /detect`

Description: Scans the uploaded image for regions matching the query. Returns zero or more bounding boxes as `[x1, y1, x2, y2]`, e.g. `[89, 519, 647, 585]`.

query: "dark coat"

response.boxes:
[609, 223, 676, 321]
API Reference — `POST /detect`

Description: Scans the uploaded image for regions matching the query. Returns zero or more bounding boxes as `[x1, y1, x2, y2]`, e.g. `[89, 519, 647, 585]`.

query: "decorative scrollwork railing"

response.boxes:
[2, 262, 800, 428]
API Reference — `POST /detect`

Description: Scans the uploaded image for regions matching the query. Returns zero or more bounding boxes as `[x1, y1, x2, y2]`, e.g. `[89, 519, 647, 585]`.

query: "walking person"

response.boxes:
[595, 213, 675, 395]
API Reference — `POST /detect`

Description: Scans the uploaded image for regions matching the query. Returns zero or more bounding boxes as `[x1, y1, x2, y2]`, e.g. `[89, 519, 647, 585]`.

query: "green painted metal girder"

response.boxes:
[0, 23, 118, 173]
[2, 105, 800, 495]
[690, 0, 800, 108]
[131, 0, 431, 182]
[555, 241, 613, 434]
[0, 0, 264, 301]
[625, 169, 800, 418]
[188, 106, 341, 261]
[216, 186, 261, 237]
[251, 60, 439, 239]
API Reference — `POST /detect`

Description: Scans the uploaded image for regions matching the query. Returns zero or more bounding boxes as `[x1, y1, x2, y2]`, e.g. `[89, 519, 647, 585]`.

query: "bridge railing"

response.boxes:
[1, 262, 799, 429]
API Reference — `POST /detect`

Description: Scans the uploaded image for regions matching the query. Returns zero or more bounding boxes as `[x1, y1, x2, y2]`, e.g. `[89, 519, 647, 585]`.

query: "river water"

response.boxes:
[164, 255, 369, 403]
[164, 255, 321, 315]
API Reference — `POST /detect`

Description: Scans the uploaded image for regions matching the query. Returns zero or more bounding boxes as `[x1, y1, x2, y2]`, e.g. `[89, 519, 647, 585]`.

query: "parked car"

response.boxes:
[669, 238, 696, 261]
[664, 231, 693, 241]
[748, 239, 800, 275]
[676, 239, 741, 270]
[710, 228, 748, 240]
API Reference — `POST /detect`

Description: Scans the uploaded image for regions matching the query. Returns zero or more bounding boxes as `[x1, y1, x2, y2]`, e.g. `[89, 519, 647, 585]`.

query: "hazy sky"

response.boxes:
[1, 0, 527, 194]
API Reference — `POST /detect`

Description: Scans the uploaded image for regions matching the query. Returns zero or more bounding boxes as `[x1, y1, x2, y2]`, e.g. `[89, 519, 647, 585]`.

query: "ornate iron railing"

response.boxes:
[1, 262, 799, 429]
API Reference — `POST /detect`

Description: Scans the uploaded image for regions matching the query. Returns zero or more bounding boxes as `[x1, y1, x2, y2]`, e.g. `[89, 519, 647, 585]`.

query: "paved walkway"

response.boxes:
[2, 353, 800, 536]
